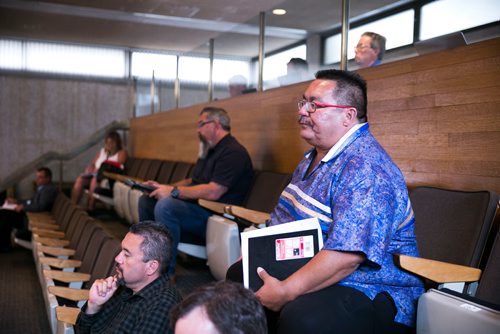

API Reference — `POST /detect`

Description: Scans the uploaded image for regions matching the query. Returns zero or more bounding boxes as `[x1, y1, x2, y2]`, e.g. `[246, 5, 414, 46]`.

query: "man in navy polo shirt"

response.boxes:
[139, 106, 253, 279]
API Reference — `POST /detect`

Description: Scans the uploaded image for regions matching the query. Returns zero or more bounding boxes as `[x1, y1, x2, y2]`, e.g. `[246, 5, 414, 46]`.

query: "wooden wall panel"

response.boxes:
[131, 37, 500, 194]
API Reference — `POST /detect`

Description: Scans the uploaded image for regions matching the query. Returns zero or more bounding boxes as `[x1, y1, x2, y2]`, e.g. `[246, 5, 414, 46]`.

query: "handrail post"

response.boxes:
[208, 38, 214, 101]
[340, 0, 350, 71]
[175, 56, 180, 109]
[257, 11, 265, 92]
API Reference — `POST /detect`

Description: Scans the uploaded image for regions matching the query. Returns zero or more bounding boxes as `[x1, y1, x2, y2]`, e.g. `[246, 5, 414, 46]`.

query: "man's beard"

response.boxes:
[198, 135, 210, 159]
[114, 264, 126, 286]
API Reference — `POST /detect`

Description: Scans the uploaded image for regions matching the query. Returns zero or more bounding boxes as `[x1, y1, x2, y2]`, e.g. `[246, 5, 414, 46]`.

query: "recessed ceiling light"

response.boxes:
[272, 9, 287, 15]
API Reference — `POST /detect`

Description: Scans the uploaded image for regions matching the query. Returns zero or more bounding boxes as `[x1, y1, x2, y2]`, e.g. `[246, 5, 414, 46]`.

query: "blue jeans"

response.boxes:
[138, 195, 211, 275]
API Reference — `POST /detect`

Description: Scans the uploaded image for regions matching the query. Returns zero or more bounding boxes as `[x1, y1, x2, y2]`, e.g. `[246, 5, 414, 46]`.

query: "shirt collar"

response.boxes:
[306, 123, 368, 162]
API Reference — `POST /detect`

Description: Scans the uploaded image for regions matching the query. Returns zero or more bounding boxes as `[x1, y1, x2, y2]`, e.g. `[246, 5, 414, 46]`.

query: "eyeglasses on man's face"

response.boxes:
[197, 120, 215, 128]
[297, 100, 354, 114]
[354, 44, 372, 51]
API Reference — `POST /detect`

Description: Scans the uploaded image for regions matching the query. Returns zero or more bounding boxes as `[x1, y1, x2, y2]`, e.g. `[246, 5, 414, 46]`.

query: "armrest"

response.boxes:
[56, 306, 81, 326]
[229, 206, 271, 226]
[34, 236, 70, 247]
[395, 254, 482, 283]
[38, 245, 76, 257]
[39, 257, 82, 269]
[198, 199, 227, 214]
[29, 221, 59, 229]
[49, 286, 89, 301]
[32, 229, 65, 238]
[198, 199, 270, 226]
[43, 269, 90, 283]
[26, 211, 53, 220]
[103, 171, 144, 183]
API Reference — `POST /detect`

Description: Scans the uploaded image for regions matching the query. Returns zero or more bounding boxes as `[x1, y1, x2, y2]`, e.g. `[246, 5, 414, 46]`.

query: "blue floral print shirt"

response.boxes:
[270, 123, 424, 327]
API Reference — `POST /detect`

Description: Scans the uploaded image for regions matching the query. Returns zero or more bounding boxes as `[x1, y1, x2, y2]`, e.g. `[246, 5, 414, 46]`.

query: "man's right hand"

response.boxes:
[149, 184, 173, 200]
[86, 276, 119, 315]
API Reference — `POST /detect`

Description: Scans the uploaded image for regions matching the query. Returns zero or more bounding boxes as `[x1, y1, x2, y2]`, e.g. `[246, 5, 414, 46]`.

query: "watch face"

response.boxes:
[171, 187, 180, 198]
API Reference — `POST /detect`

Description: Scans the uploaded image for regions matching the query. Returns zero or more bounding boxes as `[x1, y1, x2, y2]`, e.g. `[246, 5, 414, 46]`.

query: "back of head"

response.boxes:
[315, 69, 368, 122]
[362, 32, 386, 60]
[288, 58, 308, 71]
[200, 106, 231, 132]
[129, 221, 172, 274]
[171, 281, 267, 334]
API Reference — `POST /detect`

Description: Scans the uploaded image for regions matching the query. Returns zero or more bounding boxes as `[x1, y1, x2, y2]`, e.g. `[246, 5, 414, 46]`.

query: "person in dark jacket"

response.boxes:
[0, 167, 59, 251]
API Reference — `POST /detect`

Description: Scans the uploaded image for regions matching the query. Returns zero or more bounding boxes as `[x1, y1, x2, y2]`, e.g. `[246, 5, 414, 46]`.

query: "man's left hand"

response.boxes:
[255, 267, 292, 311]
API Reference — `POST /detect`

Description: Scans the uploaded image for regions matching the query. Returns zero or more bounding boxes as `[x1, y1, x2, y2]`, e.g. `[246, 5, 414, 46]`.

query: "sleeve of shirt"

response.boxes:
[74, 303, 98, 334]
[210, 145, 250, 189]
[324, 158, 400, 268]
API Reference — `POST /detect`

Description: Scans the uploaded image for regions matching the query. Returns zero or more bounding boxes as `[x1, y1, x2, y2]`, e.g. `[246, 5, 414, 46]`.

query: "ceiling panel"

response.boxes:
[0, 0, 403, 57]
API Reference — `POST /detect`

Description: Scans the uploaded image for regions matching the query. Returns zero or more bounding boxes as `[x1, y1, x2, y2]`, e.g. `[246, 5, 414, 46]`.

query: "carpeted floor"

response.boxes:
[0, 247, 51, 334]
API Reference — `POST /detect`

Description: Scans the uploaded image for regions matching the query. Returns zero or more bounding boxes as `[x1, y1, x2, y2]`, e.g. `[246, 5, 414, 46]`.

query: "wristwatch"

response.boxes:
[170, 186, 180, 199]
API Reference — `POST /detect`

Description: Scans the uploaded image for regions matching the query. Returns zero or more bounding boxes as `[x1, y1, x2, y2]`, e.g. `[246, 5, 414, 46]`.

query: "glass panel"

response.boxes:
[131, 52, 177, 80]
[0, 39, 23, 70]
[25, 41, 125, 78]
[324, 9, 415, 64]
[420, 0, 499, 40]
[263, 44, 308, 89]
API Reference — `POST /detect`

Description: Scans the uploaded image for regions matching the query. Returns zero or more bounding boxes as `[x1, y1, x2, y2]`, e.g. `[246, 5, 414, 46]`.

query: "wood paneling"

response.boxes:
[131, 38, 500, 194]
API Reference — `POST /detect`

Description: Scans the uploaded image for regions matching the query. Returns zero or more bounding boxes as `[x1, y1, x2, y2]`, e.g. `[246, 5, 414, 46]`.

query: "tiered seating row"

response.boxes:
[27, 194, 121, 334]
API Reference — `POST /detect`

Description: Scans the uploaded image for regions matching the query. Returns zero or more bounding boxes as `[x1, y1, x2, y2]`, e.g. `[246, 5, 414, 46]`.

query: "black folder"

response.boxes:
[241, 218, 323, 291]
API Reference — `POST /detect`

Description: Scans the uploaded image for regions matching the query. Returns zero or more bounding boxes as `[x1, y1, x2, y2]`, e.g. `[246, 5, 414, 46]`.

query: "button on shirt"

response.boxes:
[270, 123, 424, 327]
[76, 274, 182, 334]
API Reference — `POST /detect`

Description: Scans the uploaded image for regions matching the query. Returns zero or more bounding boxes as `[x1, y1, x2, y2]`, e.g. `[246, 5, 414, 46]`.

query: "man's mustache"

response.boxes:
[298, 116, 313, 127]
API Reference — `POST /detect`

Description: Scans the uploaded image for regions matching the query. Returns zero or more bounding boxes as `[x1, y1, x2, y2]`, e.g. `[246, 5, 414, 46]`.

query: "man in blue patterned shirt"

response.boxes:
[248, 70, 424, 333]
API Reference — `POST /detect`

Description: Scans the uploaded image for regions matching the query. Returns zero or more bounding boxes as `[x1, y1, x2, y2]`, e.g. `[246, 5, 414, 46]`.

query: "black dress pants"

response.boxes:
[0, 209, 27, 251]
[226, 261, 415, 334]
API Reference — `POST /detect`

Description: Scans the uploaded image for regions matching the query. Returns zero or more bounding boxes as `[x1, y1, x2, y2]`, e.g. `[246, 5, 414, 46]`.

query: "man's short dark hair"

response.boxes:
[129, 221, 172, 274]
[37, 167, 52, 181]
[314, 69, 368, 123]
[170, 281, 267, 333]
[362, 32, 386, 60]
[200, 106, 231, 132]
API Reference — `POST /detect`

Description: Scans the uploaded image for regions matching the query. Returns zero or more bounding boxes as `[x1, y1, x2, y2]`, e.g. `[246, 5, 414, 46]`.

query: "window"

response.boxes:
[324, 10, 415, 64]
[25, 42, 125, 78]
[131, 52, 177, 80]
[213, 59, 251, 85]
[263, 44, 307, 81]
[420, 0, 499, 40]
[0, 39, 23, 70]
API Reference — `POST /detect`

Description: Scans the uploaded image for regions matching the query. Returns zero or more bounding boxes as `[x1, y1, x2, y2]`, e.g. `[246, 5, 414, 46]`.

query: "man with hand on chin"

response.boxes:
[75, 222, 182, 334]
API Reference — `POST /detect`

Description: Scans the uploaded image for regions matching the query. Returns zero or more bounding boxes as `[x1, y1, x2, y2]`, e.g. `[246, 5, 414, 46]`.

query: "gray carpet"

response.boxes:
[0, 247, 51, 334]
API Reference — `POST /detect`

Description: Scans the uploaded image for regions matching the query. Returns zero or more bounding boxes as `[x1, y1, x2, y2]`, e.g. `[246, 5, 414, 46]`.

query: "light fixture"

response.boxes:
[272, 8, 287, 15]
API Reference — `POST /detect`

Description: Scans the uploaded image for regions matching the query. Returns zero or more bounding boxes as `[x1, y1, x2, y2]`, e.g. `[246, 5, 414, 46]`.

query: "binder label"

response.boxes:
[275, 235, 314, 261]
